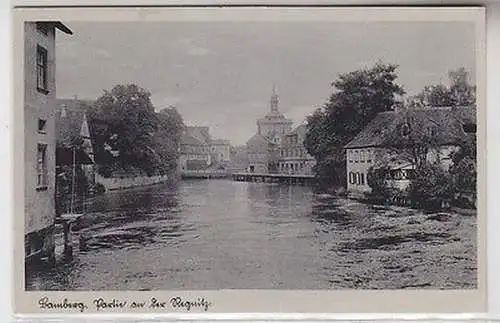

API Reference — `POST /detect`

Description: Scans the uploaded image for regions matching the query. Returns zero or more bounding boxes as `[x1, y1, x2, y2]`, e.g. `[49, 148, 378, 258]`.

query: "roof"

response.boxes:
[36, 21, 73, 35]
[344, 106, 476, 149]
[288, 124, 307, 138]
[186, 126, 211, 145]
[181, 132, 206, 146]
[246, 133, 270, 153]
[55, 22, 73, 35]
[211, 139, 230, 145]
[55, 98, 93, 146]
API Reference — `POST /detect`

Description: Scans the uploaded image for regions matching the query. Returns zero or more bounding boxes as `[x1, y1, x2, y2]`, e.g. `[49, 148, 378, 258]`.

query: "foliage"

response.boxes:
[153, 106, 185, 175]
[304, 62, 405, 186]
[366, 165, 392, 200]
[88, 84, 185, 177]
[407, 162, 454, 210]
[408, 68, 476, 108]
[449, 135, 477, 207]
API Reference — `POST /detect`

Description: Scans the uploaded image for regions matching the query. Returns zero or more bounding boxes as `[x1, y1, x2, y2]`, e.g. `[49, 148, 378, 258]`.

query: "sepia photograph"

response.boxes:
[13, 6, 486, 313]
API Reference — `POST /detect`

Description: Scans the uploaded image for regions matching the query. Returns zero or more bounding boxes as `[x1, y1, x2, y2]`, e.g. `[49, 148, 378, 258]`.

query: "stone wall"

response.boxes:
[96, 174, 170, 191]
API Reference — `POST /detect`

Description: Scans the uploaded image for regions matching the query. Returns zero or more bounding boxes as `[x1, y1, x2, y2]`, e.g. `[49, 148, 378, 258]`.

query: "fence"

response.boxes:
[96, 174, 170, 191]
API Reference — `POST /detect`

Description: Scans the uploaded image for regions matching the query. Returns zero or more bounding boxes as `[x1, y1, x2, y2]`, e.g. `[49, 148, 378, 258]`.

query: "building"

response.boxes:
[245, 87, 293, 173]
[246, 133, 272, 173]
[210, 139, 231, 165]
[278, 124, 316, 175]
[256, 86, 293, 144]
[179, 126, 232, 172]
[179, 129, 211, 172]
[344, 106, 476, 195]
[24, 21, 73, 262]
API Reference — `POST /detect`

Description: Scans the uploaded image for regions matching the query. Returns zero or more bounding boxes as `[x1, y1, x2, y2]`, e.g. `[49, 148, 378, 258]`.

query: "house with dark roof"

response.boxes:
[344, 106, 476, 195]
[278, 124, 316, 175]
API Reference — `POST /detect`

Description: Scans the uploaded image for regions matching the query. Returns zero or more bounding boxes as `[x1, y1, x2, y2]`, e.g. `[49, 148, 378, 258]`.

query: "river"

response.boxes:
[25, 179, 477, 290]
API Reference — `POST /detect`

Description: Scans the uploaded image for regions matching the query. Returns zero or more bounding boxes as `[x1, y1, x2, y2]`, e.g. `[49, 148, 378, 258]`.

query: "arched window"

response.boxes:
[360, 173, 365, 185]
[349, 172, 355, 184]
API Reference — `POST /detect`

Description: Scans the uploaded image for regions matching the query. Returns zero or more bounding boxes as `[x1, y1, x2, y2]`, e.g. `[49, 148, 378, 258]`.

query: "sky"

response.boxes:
[55, 21, 476, 146]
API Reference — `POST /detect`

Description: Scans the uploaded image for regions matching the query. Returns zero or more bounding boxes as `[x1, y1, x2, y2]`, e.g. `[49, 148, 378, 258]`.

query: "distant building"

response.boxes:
[246, 133, 273, 173]
[229, 145, 249, 173]
[179, 130, 211, 171]
[344, 106, 476, 196]
[24, 21, 73, 262]
[210, 139, 231, 165]
[245, 87, 294, 173]
[179, 126, 232, 172]
[256, 86, 293, 144]
[278, 124, 316, 175]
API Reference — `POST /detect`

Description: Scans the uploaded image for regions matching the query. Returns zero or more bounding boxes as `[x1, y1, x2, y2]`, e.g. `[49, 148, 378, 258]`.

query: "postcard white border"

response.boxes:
[11, 6, 487, 315]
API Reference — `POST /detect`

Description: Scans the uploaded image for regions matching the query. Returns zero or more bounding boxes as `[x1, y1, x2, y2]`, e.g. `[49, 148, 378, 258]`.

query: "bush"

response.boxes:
[94, 182, 106, 195]
[366, 165, 395, 202]
[407, 162, 454, 210]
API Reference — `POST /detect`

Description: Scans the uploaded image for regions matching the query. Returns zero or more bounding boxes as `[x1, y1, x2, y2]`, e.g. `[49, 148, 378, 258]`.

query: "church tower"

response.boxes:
[270, 84, 279, 113]
[256, 85, 293, 142]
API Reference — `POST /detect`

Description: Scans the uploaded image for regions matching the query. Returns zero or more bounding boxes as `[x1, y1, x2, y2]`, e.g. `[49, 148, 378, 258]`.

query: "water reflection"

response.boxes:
[26, 179, 477, 291]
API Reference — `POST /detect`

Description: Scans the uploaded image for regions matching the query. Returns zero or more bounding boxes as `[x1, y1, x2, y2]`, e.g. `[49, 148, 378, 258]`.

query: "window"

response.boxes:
[360, 150, 365, 163]
[36, 45, 48, 93]
[37, 118, 47, 133]
[348, 150, 353, 163]
[360, 173, 365, 185]
[366, 150, 372, 163]
[463, 123, 476, 134]
[349, 172, 355, 184]
[355, 150, 359, 163]
[36, 143, 48, 189]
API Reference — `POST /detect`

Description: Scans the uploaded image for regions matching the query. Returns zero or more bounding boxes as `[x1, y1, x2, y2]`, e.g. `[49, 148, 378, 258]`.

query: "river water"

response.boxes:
[26, 179, 477, 290]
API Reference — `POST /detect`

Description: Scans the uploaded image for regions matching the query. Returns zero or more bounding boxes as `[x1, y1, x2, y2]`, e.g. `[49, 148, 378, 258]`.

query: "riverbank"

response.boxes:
[96, 174, 175, 192]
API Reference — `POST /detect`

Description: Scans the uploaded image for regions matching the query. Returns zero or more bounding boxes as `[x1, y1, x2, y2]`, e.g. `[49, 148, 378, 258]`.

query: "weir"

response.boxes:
[231, 172, 316, 185]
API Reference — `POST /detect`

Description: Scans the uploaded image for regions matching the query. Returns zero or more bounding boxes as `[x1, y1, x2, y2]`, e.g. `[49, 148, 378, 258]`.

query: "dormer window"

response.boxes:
[463, 123, 476, 134]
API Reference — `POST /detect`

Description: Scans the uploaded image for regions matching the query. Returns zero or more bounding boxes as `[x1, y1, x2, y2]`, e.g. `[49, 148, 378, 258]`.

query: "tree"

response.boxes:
[409, 67, 476, 108]
[304, 62, 405, 186]
[407, 162, 454, 209]
[88, 84, 159, 176]
[153, 106, 185, 174]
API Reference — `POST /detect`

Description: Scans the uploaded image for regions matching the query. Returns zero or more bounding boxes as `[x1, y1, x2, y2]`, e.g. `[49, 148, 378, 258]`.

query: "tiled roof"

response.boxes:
[181, 133, 206, 146]
[344, 106, 476, 149]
